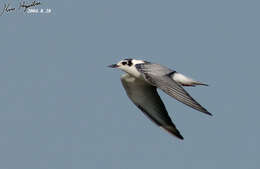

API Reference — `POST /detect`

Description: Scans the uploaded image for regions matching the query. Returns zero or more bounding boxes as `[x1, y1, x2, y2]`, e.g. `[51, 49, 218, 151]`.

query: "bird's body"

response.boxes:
[108, 58, 211, 140]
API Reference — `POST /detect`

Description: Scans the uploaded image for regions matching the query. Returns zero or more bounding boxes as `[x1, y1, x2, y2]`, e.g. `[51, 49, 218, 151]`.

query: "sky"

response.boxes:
[0, 0, 259, 169]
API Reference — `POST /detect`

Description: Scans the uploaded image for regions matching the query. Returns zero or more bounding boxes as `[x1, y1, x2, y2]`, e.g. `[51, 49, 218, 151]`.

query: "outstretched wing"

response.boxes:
[120, 74, 184, 140]
[136, 63, 212, 116]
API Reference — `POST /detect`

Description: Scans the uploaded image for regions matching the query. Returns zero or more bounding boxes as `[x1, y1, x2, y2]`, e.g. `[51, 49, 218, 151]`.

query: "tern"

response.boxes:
[108, 58, 211, 140]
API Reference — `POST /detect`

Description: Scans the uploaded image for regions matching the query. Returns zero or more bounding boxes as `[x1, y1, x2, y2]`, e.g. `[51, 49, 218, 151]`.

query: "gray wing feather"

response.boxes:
[120, 74, 184, 140]
[136, 63, 212, 116]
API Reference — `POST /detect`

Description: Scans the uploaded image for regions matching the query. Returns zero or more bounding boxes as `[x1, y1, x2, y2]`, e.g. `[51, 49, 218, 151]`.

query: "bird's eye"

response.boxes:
[122, 61, 127, 65]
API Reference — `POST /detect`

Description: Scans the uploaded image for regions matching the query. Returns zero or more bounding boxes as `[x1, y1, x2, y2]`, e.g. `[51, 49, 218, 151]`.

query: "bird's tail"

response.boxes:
[172, 72, 209, 87]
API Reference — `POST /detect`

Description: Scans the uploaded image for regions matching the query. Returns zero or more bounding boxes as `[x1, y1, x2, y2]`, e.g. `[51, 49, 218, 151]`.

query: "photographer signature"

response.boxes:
[0, 1, 41, 16]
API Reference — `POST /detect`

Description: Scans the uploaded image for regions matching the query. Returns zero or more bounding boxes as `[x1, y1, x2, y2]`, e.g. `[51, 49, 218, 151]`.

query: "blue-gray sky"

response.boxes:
[1, 0, 259, 168]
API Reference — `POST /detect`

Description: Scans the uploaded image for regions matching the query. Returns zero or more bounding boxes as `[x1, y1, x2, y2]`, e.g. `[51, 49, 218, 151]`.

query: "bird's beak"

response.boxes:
[108, 64, 119, 68]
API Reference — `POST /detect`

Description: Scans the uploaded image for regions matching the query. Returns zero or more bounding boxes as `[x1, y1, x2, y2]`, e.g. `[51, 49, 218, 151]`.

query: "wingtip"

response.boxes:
[177, 134, 184, 140]
[170, 128, 184, 140]
[204, 111, 213, 116]
[162, 126, 184, 140]
[173, 132, 184, 140]
[199, 107, 212, 116]
[197, 82, 209, 86]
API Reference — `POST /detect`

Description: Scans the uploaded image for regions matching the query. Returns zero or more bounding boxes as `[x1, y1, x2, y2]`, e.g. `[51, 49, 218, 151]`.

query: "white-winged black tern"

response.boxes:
[108, 58, 212, 140]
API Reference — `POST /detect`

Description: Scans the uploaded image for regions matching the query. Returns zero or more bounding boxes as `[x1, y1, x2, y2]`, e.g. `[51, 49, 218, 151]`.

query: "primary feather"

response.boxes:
[135, 63, 212, 116]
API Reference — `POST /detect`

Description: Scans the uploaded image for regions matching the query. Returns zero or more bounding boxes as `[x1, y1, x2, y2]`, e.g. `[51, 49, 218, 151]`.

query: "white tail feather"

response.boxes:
[172, 73, 208, 86]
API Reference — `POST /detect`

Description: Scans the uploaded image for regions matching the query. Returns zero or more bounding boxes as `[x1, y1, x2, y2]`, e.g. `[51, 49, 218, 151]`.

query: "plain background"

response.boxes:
[0, 0, 259, 168]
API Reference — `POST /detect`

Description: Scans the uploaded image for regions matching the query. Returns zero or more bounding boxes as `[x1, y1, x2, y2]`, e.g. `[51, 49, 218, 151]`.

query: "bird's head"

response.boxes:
[108, 58, 146, 77]
[108, 58, 145, 70]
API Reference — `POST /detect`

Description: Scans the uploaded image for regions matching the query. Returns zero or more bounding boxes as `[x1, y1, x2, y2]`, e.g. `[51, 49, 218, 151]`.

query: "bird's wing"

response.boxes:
[135, 63, 212, 116]
[120, 74, 184, 140]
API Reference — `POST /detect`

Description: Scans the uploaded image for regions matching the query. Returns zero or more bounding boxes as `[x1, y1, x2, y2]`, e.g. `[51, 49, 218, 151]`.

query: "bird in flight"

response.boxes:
[108, 58, 212, 140]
